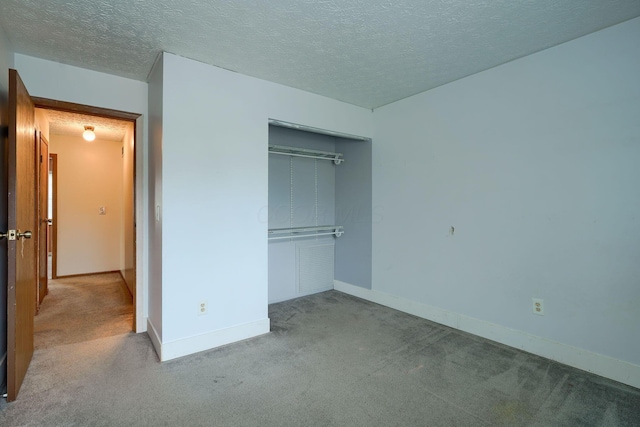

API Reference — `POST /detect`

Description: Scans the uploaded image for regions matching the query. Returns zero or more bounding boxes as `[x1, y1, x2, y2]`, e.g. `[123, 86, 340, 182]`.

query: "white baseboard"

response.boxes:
[146, 318, 162, 360]
[135, 305, 146, 334]
[136, 315, 147, 334]
[334, 280, 640, 390]
[148, 318, 271, 362]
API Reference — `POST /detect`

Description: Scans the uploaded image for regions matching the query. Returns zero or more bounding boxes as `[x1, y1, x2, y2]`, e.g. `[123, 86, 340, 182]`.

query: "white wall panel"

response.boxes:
[372, 18, 640, 371]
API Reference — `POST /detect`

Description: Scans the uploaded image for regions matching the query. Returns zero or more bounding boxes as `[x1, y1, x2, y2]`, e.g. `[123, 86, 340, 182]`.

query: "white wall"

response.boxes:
[147, 55, 163, 341]
[0, 24, 12, 90]
[369, 17, 640, 386]
[149, 53, 372, 360]
[0, 21, 14, 392]
[14, 54, 149, 331]
[50, 134, 123, 276]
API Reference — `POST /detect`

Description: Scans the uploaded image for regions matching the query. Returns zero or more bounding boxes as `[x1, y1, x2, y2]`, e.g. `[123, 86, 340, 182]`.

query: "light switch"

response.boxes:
[99, 206, 106, 215]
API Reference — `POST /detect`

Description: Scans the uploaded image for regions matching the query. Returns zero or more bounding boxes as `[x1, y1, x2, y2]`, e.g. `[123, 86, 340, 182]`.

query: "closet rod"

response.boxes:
[268, 144, 344, 164]
[269, 151, 344, 164]
[269, 225, 342, 234]
[268, 232, 342, 241]
[268, 225, 344, 240]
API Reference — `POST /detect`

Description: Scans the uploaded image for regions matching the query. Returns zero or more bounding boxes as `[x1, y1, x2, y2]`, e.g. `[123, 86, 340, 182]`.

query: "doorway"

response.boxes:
[33, 99, 139, 333]
[4, 70, 144, 401]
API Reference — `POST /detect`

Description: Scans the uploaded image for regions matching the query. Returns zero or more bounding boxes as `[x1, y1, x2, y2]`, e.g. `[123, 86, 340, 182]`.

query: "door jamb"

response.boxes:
[32, 98, 140, 121]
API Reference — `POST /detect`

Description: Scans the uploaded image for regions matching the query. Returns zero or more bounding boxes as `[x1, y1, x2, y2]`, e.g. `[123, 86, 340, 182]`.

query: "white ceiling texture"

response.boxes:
[43, 109, 131, 142]
[2, 0, 640, 110]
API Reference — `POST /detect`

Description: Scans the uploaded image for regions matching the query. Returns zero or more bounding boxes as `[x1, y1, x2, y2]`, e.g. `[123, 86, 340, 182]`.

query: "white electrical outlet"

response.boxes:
[532, 298, 544, 316]
[198, 300, 208, 316]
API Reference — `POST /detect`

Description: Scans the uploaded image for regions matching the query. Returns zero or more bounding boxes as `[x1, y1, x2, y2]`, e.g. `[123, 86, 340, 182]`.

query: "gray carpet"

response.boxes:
[1, 290, 639, 426]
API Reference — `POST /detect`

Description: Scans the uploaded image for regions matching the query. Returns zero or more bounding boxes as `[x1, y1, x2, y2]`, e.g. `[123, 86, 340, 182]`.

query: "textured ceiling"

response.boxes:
[41, 109, 132, 142]
[2, 1, 640, 109]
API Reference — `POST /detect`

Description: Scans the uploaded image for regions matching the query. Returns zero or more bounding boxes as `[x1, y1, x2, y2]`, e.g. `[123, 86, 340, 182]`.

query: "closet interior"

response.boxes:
[268, 122, 372, 303]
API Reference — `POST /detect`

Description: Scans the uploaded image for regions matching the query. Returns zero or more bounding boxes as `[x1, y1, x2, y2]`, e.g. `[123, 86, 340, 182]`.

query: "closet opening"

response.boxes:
[268, 120, 372, 303]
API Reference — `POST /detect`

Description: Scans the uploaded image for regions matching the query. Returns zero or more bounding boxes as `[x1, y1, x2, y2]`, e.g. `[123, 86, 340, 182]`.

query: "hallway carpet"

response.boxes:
[1, 290, 639, 426]
[34, 272, 133, 350]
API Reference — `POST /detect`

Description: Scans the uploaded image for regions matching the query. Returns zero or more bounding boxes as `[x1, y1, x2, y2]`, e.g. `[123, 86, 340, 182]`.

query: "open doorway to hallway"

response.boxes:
[33, 105, 137, 344]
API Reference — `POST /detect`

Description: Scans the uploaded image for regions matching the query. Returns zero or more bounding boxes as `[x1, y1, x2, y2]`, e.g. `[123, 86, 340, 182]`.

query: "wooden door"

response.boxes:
[6, 69, 37, 402]
[37, 134, 49, 307]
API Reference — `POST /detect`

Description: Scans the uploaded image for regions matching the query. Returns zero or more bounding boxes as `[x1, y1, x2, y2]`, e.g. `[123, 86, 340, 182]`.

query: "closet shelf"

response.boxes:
[268, 225, 344, 241]
[268, 145, 344, 165]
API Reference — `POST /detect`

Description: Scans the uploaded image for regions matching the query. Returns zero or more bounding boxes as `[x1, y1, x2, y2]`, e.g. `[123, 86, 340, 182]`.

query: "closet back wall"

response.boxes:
[335, 138, 372, 290]
[268, 126, 336, 303]
[269, 126, 336, 230]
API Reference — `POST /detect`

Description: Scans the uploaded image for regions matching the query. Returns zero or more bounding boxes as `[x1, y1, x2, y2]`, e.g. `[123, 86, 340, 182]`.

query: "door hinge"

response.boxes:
[0, 230, 17, 240]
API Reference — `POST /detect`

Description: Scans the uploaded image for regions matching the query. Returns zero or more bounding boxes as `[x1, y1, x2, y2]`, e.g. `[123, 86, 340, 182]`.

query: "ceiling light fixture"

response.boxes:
[83, 125, 96, 142]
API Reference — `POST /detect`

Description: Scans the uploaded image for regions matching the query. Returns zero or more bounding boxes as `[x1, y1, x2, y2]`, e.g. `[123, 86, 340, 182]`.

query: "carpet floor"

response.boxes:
[34, 273, 133, 350]
[1, 288, 639, 426]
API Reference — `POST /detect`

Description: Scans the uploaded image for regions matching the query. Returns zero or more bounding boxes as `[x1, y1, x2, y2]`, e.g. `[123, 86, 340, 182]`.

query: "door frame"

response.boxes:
[36, 132, 49, 311]
[50, 153, 58, 279]
[32, 97, 141, 330]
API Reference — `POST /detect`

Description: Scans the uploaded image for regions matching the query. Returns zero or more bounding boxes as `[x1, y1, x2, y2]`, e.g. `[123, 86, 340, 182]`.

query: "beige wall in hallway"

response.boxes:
[50, 134, 123, 276]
